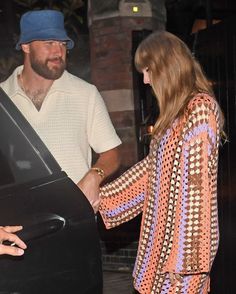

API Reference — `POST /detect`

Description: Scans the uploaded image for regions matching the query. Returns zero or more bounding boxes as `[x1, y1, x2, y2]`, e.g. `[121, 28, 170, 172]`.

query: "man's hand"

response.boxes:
[0, 226, 27, 256]
[77, 170, 101, 213]
[77, 147, 121, 212]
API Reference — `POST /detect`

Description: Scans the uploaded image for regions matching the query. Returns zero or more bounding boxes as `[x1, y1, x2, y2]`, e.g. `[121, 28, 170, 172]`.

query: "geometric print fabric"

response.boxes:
[99, 93, 221, 293]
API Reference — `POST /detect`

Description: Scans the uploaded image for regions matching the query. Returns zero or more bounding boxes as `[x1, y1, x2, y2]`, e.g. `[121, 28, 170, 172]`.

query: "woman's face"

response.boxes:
[142, 68, 150, 84]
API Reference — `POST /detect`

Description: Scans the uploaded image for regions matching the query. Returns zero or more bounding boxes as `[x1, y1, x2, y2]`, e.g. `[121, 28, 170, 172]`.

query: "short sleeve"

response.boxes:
[87, 86, 121, 153]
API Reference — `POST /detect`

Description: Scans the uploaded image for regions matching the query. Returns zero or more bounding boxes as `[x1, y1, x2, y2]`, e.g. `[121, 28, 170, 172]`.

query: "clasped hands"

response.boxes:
[77, 169, 102, 213]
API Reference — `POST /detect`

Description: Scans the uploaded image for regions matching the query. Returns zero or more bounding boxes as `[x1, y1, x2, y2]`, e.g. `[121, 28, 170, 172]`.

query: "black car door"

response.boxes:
[0, 88, 102, 294]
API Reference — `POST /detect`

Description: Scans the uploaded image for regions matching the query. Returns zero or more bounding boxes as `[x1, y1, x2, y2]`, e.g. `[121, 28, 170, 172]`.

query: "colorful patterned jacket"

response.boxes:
[99, 93, 221, 293]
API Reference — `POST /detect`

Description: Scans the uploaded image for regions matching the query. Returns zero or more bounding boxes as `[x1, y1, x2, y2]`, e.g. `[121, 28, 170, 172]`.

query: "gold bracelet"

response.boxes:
[90, 167, 105, 179]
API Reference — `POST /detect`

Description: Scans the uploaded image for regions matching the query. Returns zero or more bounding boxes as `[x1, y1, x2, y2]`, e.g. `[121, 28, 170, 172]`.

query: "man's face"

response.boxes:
[27, 40, 67, 80]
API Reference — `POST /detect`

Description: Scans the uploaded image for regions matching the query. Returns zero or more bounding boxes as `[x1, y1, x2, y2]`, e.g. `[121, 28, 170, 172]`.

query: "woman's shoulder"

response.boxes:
[187, 92, 217, 112]
[183, 92, 220, 130]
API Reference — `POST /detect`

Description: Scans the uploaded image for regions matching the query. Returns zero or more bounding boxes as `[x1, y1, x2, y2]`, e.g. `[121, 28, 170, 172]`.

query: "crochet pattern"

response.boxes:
[100, 94, 220, 293]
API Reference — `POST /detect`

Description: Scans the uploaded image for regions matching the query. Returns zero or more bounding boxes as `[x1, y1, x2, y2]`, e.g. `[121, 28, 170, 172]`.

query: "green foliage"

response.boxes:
[14, 0, 39, 9]
[13, 0, 85, 38]
[0, 0, 86, 81]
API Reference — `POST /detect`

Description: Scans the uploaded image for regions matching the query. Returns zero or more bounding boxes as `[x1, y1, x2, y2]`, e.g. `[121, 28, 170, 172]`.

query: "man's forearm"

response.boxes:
[77, 146, 121, 211]
[92, 146, 121, 180]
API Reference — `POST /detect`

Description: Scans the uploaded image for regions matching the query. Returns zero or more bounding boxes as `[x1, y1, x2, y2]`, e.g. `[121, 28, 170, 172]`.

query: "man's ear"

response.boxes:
[21, 44, 30, 54]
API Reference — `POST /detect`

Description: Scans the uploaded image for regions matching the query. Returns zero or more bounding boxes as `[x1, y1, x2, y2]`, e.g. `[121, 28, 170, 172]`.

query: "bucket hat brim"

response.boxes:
[16, 10, 74, 50]
[16, 28, 74, 50]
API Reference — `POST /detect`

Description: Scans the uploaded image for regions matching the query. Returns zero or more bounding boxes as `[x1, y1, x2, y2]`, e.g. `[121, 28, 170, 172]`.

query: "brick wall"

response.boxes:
[89, 2, 165, 270]
[98, 214, 142, 272]
[101, 240, 138, 272]
[89, 16, 159, 171]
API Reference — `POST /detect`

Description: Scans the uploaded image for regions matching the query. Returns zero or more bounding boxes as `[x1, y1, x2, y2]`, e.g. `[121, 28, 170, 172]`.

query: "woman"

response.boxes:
[99, 31, 224, 293]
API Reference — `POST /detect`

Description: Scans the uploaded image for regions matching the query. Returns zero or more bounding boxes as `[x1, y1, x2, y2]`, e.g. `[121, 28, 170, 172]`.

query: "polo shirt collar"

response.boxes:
[3, 65, 23, 97]
[4, 65, 72, 97]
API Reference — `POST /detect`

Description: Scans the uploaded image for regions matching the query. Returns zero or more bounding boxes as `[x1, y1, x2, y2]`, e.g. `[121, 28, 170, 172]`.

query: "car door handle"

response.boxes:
[3, 215, 65, 246]
[16, 215, 66, 242]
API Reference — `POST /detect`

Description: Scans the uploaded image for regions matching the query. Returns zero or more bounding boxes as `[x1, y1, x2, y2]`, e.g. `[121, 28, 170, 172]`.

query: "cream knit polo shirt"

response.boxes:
[0, 66, 121, 183]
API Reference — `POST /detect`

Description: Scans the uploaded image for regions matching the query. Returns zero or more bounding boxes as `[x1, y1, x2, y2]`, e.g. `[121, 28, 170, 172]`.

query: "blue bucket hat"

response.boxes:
[16, 10, 74, 50]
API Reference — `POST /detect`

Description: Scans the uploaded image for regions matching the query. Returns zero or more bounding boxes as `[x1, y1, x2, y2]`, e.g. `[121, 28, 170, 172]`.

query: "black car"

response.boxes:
[0, 88, 103, 294]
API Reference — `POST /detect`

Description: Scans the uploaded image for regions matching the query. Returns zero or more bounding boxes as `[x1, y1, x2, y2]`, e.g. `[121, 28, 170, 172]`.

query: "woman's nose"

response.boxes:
[143, 74, 150, 84]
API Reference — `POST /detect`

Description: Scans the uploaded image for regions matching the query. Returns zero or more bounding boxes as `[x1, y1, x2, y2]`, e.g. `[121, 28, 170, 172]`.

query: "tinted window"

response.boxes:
[0, 88, 61, 187]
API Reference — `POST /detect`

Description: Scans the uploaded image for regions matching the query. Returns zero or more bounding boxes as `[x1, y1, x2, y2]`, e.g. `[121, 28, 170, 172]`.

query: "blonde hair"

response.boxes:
[135, 31, 224, 138]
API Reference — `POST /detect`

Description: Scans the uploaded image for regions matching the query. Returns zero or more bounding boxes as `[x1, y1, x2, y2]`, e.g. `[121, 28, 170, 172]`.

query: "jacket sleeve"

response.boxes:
[164, 95, 221, 274]
[99, 156, 149, 229]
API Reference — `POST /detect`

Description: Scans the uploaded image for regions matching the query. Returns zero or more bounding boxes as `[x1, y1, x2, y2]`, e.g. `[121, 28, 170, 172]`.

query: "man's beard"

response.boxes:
[30, 55, 66, 80]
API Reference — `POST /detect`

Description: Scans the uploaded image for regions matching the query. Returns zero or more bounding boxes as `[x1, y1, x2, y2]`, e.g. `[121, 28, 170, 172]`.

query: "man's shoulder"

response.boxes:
[62, 71, 97, 93]
[0, 76, 12, 90]
[0, 66, 22, 97]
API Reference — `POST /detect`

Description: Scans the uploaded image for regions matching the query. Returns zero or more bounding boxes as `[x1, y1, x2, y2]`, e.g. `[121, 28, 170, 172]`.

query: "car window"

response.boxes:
[0, 88, 61, 188]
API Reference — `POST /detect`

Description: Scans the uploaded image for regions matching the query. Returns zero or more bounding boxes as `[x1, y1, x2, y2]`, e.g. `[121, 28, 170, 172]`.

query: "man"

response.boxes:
[0, 10, 121, 209]
[0, 226, 26, 256]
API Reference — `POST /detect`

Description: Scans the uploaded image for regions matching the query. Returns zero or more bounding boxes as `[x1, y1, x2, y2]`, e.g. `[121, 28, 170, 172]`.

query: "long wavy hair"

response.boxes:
[135, 31, 224, 138]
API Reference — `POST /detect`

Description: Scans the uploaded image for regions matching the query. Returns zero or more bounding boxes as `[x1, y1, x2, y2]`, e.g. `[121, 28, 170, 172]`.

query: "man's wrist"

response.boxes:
[90, 167, 105, 179]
